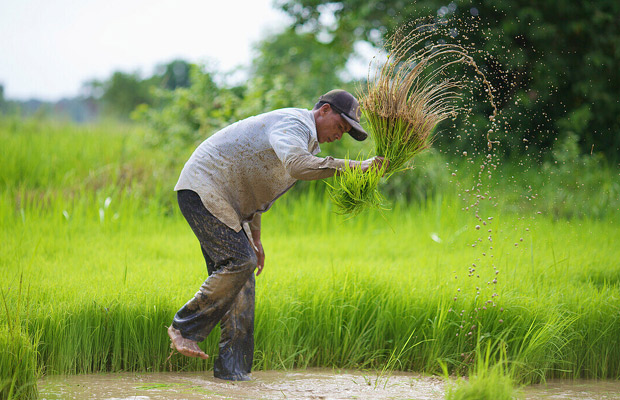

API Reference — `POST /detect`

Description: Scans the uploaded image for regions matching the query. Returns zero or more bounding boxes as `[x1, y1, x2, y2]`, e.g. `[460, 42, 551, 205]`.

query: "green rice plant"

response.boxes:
[445, 362, 517, 400]
[327, 161, 385, 216]
[0, 325, 40, 400]
[0, 280, 40, 400]
[444, 341, 518, 400]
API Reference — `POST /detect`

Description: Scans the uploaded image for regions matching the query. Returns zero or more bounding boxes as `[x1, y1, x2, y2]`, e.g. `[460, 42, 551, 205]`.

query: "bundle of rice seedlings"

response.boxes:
[362, 26, 465, 174]
[329, 23, 470, 215]
[327, 160, 386, 217]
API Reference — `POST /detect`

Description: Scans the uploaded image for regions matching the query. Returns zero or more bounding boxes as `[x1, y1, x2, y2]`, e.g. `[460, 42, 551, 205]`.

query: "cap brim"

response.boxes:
[341, 113, 368, 141]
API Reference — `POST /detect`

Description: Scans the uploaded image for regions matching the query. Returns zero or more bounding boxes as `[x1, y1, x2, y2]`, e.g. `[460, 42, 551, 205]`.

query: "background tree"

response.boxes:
[132, 64, 246, 163]
[155, 59, 192, 90]
[276, 0, 620, 162]
[247, 27, 350, 109]
[98, 71, 153, 119]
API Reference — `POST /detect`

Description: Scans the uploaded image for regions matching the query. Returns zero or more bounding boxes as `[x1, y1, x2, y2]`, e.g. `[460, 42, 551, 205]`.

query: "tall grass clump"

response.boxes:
[1, 280, 40, 400]
[329, 24, 470, 215]
[445, 362, 517, 400]
[444, 343, 517, 400]
[0, 326, 39, 400]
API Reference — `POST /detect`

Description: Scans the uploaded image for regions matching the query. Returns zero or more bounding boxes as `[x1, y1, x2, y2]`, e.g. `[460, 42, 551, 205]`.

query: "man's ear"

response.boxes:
[320, 103, 332, 115]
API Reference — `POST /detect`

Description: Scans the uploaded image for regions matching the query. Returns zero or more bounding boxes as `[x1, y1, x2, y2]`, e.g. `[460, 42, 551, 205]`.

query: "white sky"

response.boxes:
[0, 0, 292, 101]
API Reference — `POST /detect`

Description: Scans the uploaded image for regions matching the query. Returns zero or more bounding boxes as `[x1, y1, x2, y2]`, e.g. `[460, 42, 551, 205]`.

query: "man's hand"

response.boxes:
[251, 229, 265, 276]
[357, 156, 388, 174]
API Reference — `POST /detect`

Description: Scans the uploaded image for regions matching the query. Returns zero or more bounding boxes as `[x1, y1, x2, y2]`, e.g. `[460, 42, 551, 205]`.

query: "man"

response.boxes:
[167, 89, 385, 381]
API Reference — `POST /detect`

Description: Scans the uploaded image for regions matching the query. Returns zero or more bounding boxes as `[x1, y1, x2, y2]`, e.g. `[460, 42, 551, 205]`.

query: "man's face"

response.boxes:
[316, 104, 352, 144]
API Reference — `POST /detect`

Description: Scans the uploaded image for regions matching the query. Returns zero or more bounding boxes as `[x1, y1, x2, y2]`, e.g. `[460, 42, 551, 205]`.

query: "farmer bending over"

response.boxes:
[168, 89, 385, 381]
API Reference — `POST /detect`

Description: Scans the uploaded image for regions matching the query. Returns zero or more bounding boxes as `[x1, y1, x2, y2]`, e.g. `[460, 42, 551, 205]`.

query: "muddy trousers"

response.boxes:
[173, 190, 257, 381]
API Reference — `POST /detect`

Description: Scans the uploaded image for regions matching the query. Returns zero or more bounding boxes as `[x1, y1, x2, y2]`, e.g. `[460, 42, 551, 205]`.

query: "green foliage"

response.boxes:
[1, 279, 40, 400]
[446, 362, 516, 400]
[155, 59, 192, 90]
[98, 71, 153, 119]
[77, 60, 196, 121]
[3, 178, 620, 381]
[0, 117, 178, 216]
[541, 133, 619, 219]
[493, 132, 620, 219]
[132, 65, 244, 163]
[251, 27, 350, 105]
[0, 326, 39, 400]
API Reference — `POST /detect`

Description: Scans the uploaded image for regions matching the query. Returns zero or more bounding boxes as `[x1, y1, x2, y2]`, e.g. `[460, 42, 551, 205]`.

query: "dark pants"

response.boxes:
[173, 190, 256, 381]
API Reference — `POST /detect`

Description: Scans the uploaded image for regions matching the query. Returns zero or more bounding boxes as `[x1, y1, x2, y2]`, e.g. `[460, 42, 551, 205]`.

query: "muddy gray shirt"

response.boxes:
[174, 108, 346, 232]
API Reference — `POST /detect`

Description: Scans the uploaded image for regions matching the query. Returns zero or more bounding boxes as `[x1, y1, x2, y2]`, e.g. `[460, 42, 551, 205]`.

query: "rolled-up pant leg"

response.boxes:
[214, 273, 255, 380]
[173, 190, 256, 379]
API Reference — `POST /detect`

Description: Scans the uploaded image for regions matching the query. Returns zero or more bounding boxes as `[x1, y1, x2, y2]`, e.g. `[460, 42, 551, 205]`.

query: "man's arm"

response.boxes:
[269, 116, 383, 180]
[283, 154, 346, 180]
[284, 154, 387, 180]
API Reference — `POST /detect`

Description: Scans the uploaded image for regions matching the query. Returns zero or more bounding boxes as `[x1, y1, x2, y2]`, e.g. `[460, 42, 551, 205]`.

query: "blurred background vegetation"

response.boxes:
[1, 0, 618, 216]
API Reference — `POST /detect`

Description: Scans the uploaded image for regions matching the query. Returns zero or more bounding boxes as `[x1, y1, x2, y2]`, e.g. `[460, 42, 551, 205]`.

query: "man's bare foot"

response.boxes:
[167, 325, 209, 360]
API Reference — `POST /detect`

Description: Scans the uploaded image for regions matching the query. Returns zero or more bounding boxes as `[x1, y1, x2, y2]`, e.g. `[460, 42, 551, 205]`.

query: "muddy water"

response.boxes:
[38, 369, 444, 400]
[526, 380, 620, 400]
[38, 369, 620, 400]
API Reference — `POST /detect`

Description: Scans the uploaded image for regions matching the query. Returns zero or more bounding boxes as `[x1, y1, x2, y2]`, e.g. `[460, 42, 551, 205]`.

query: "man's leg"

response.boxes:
[170, 190, 257, 358]
[214, 273, 255, 381]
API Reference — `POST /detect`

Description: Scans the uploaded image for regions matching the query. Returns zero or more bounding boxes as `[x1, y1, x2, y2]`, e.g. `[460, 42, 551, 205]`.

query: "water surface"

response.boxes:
[38, 369, 620, 400]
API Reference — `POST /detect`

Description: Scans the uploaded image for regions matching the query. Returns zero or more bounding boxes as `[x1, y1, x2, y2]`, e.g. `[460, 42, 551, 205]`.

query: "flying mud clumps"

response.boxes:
[329, 22, 491, 216]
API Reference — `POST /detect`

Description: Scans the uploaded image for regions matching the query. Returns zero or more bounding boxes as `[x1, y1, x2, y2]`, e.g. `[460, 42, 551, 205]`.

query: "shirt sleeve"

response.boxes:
[268, 115, 347, 181]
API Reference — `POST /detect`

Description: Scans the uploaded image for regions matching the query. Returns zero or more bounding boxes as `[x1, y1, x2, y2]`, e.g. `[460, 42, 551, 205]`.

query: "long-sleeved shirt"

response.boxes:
[174, 108, 346, 232]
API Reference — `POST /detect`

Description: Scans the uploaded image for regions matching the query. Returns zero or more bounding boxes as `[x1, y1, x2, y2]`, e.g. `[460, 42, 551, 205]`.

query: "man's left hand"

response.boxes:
[251, 230, 265, 276]
[254, 239, 265, 276]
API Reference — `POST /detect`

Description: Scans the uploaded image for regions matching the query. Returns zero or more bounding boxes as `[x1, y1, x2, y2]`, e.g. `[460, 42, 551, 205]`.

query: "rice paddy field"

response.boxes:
[1, 117, 620, 399]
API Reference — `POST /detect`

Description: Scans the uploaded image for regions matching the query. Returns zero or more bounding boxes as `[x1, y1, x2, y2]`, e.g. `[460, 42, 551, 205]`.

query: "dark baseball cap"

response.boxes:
[318, 89, 368, 141]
